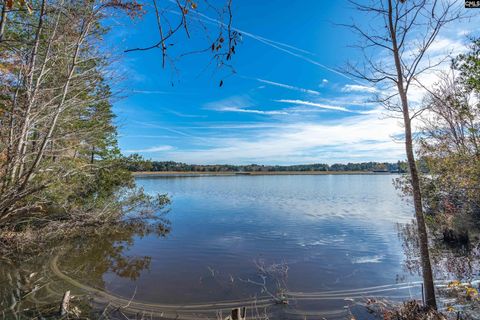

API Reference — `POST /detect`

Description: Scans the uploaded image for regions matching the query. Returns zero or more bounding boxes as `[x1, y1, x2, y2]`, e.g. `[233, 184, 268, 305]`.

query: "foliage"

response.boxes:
[0, 0, 167, 244]
[416, 38, 480, 238]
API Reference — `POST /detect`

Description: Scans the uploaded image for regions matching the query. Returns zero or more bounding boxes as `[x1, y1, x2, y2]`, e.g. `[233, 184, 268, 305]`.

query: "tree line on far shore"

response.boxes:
[124, 157, 408, 173]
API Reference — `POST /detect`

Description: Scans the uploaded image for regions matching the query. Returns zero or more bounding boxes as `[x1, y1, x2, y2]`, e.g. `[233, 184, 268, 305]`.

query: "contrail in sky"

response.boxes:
[239, 76, 321, 95]
[168, 5, 364, 84]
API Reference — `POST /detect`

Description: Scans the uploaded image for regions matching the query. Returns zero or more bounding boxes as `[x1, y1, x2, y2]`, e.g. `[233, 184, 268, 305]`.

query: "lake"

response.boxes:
[0, 174, 423, 319]
[116, 174, 420, 317]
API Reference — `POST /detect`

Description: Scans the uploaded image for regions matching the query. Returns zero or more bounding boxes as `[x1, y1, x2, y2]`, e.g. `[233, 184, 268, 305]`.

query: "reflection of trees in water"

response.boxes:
[62, 220, 170, 284]
[397, 221, 480, 281]
[397, 221, 422, 276]
[0, 217, 170, 317]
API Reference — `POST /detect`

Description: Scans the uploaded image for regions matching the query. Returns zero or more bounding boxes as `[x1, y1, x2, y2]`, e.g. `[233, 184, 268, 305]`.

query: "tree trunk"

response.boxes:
[403, 106, 437, 309]
[20, 18, 90, 190]
[387, 0, 437, 309]
[0, 2, 7, 42]
[11, 0, 47, 181]
[90, 146, 95, 164]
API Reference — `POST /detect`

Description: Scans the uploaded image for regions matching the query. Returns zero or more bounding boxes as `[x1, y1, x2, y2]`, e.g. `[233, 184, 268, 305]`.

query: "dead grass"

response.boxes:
[362, 299, 477, 320]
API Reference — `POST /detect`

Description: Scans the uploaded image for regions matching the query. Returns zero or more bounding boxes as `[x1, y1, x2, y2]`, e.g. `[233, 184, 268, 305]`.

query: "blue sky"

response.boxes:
[105, 0, 478, 165]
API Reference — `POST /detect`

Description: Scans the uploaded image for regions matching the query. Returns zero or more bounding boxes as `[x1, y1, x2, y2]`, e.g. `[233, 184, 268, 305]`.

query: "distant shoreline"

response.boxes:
[132, 171, 398, 177]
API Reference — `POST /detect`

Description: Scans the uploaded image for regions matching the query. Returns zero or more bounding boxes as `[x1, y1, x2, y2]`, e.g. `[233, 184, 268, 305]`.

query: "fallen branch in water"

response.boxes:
[59, 290, 70, 316]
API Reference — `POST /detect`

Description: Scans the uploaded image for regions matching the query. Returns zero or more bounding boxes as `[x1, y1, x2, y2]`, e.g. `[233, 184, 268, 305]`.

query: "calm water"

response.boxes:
[108, 175, 418, 315]
[1, 174, 423, 319]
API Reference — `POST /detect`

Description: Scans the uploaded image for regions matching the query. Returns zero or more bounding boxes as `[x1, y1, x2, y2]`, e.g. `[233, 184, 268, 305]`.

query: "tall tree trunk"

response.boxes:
[20, 18, 91, 190]
[402, 97, 437, 309]
[0, 2, 7, 42]
[90, 146, 95, 164]
[11, 0, 47, 181]
[387, 0, 437, 309]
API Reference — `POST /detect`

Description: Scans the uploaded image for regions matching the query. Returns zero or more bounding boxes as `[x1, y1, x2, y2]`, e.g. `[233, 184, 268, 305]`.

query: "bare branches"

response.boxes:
[345, 0, 464, 106]
[124, 0, 240, 79]
[152, 0, 167, 68]
[123, 2, 184, 53]
[239, 259, 289, 305]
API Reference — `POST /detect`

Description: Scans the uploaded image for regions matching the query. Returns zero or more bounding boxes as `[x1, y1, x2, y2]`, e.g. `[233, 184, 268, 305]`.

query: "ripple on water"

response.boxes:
[5, 174, 417, 317]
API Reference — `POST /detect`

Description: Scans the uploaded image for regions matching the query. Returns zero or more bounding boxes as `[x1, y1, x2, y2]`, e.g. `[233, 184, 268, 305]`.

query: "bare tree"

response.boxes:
[345, 0, 464, 309]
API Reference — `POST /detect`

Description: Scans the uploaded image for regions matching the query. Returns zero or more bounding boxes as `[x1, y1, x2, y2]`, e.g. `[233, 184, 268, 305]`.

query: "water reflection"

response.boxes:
[0, 174, 435, 319]
[397, 221, 480, 281]
[396, 219, 480, 320]
[0, 216, 170, 318]
[61, 222, 170, 283]
[116, 175, 421, 314]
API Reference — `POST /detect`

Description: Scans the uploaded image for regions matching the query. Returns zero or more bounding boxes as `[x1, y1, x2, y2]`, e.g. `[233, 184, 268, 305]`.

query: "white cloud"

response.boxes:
[162, 113, 406, 164]
[216, 106, 288, 115]
[130, 90, 173, 94]
[425, 36, 466, 56]
[164, 109, 207, 118]
[275, 99, 355, 113]
[342, 84, 377, 93]
[125, 145, 174, 153]
[206, 95, 289, 116]
[204, 95, 252, 110]
[256, 78, 320, 95]
[317, 95, 377, 107]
